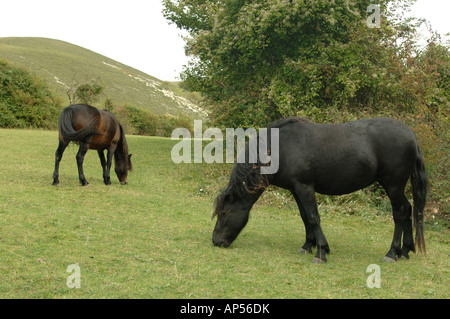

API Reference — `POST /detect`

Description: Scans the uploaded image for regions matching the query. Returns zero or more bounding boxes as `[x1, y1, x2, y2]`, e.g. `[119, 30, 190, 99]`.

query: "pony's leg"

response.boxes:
[52, 140, 68, 185]
[293, 184, 330, 263]
[291, 190, 315, 254]
[98, 150, 110, 185]
[76, 143, 90, 186]
[400, 199, 414, 259]
[105, 148, 114, 184]
[383, 184, 414, 262]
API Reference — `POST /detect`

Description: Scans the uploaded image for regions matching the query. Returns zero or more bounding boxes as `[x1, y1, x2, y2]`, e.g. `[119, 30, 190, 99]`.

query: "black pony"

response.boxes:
[212, 117, 427, 263]
[52, 104, 132, 186]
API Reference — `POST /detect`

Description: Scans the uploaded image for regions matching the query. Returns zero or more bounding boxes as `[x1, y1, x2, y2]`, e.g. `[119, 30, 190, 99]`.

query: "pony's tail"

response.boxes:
[58, 106, 97, 143]
[411, 143, 428, 255]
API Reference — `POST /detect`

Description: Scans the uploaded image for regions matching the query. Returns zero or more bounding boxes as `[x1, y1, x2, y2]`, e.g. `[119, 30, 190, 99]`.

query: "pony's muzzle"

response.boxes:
[120, 179, 128, 185]
[212, 237, 230, 248]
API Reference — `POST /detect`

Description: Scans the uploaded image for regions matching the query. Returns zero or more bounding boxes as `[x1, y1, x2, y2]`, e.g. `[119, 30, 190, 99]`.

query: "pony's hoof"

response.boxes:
[382, 256, 397, 263]
[52, 182, 60, 187]
[299, 248, 312, 254]
[312, 257, 326, 264]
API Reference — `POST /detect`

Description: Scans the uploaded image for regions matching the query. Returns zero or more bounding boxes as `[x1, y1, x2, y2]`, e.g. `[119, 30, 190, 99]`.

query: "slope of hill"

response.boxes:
[0, 37, 206, 117]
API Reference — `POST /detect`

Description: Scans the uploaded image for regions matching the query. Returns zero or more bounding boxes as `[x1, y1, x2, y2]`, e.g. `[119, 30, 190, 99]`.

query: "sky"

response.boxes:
[0, 0, 448, 82]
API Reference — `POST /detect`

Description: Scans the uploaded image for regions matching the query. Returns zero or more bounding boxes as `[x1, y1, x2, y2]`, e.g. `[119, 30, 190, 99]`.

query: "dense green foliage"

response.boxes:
[163, 0, 449, 127]
[0, 60, 61, 128]
[113, 103, 194, 137]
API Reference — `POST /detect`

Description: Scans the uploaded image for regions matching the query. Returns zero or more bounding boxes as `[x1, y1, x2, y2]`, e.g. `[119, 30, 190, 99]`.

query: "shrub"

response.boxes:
[112, 104, 194, 137]
[0, 60, 61, 129]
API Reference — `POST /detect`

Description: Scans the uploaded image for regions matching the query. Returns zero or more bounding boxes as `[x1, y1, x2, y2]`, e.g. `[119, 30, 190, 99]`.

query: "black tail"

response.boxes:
[411, 144, 428, 255]
[58, 106, 98, 143]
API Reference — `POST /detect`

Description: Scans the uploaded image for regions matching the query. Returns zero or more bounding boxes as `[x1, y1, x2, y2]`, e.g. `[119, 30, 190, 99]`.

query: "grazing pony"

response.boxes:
[212, 117, 427, 263]
[52, 104, 132, 186]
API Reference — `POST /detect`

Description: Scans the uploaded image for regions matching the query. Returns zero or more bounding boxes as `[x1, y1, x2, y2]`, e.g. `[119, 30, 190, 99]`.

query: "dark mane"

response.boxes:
[213, 166, 268, 219]
[114, 124, 132, 171]
[213, 158, 269, 219]
[213, 117, 310, 219]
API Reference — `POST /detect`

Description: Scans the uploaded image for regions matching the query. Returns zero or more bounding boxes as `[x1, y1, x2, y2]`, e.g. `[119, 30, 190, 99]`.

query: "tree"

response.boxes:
[163, 0, 448, 127]
[74, 82, 104, 105]
[66, 70, 104, 105]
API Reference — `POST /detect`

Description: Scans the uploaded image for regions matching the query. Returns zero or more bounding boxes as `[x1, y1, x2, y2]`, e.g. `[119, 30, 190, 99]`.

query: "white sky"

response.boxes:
[0, 0, 448, 82]
[411, 0, 449, 33]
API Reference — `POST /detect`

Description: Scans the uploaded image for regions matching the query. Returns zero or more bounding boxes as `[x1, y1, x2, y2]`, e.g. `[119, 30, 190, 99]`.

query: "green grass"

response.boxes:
[0, 129, 448, 298]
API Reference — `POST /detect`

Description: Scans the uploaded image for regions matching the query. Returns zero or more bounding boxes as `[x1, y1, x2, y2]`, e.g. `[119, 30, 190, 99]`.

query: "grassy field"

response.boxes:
[0, 128, 448, 299]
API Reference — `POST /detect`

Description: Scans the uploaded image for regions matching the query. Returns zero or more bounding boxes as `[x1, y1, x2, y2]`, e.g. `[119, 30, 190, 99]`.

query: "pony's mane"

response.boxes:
[114, 124, 132, 171]
[213, 163, 269, 218]
[213, 160, 270, 219]
[213, 117, 310, 218]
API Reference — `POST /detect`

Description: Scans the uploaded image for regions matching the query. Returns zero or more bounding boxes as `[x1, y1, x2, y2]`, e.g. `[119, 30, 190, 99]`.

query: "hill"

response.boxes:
[0, 37, 206, 117]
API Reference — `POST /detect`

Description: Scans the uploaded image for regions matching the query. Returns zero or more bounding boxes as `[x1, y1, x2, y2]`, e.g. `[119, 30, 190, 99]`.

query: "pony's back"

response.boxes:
[58, 104, 100, 143]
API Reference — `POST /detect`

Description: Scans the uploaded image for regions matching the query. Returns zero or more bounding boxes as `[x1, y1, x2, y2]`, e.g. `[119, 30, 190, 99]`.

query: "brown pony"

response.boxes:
[52, 104, 132, 186]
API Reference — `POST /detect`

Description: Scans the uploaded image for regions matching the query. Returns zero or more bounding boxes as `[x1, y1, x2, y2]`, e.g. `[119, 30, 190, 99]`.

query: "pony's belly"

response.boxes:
[88, 136, 110, 150]
[315, 180, 375, 196]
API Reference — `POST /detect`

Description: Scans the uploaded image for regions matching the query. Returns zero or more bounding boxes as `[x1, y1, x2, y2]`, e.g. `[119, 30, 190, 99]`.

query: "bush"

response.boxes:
[0, 60, 62, 129]
[112, 104, 194, 137]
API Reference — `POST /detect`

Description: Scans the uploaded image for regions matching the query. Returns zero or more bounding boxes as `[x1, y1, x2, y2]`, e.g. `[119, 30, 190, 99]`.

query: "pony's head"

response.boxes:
[212, 163, 268, 247]
[212, 188, 251, 247]
[115, 153, 132, 185]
